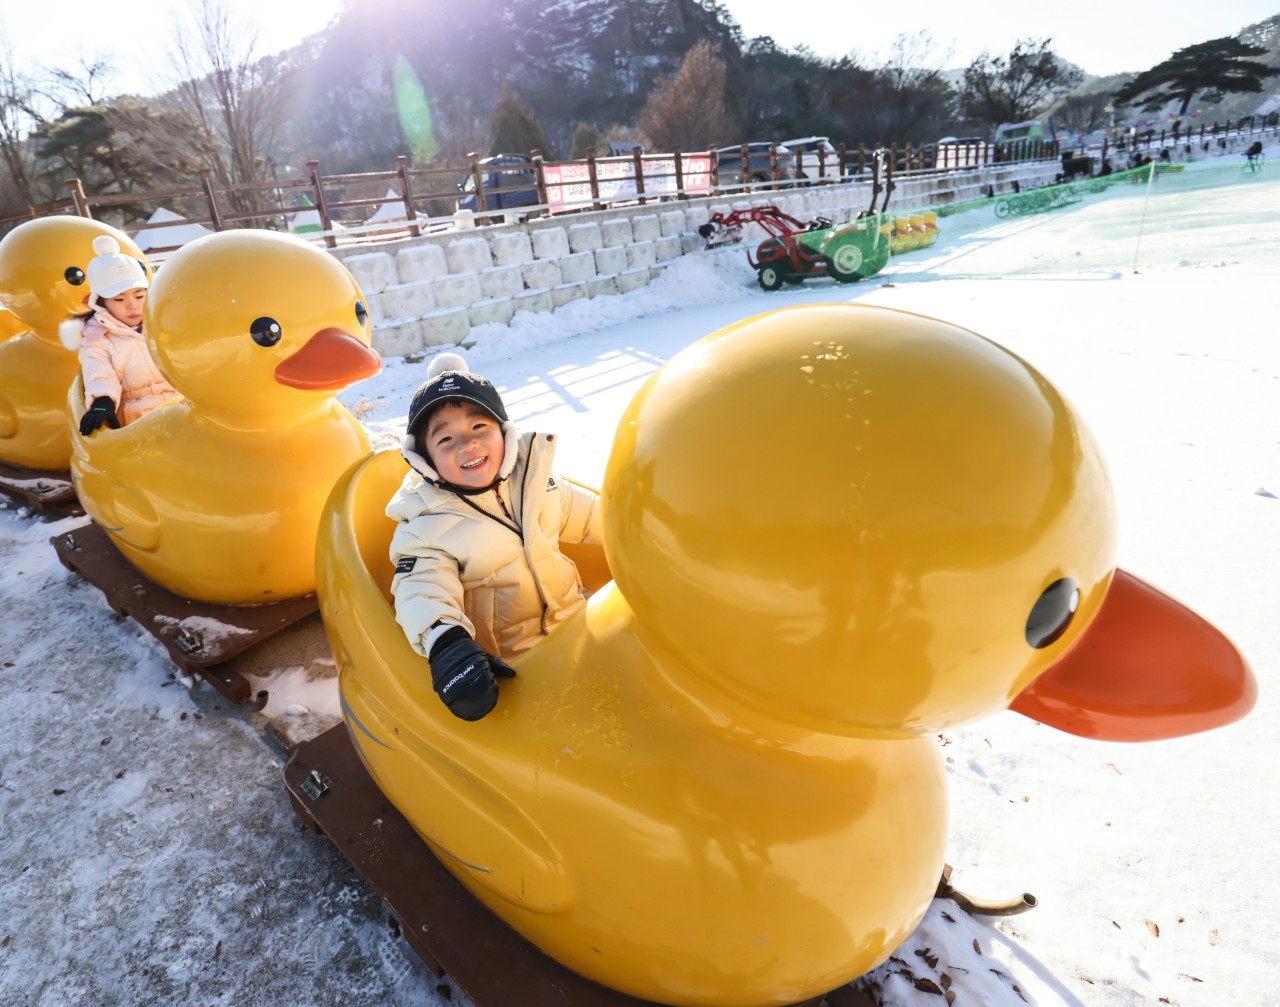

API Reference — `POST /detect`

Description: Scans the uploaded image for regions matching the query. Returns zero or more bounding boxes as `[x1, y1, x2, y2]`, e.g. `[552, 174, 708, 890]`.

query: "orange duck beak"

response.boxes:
[1011, 569, 1256, 742]
[275, 328, 382, 390]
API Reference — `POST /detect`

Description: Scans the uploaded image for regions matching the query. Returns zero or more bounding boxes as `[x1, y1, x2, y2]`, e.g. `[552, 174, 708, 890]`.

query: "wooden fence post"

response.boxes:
[66, 179, 92, 218]
[585, 148, 602, 210]
[306, 161, 336, 248]
[466, 152, 488, 213]
[631, 146, 646, 205]
[395, 156, 421, 238]
[199, 169, 225, 231]
[532, 153, 548, 212]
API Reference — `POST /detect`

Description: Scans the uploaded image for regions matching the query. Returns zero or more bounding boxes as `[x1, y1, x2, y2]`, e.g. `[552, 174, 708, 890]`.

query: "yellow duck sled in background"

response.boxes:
[319, 303, 1255, 1007]
[70, 230, 382, 604]
[0, 217, 148, 470]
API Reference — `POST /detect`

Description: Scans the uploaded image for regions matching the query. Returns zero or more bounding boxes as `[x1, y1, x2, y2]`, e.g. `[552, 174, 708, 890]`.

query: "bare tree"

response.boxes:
[958, 38, 1083, 127]
[48, 54, 118, 108]
[852, 32, 957, 143]
[637, 40, 740, 150]
[1050, 87, 1121, 135]
[167, 0, 284, 214]
[0, 26, 47, 206]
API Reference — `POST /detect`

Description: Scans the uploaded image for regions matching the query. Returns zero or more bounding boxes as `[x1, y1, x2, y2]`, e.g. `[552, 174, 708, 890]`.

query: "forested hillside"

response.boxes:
[2, 0, 1278, 221]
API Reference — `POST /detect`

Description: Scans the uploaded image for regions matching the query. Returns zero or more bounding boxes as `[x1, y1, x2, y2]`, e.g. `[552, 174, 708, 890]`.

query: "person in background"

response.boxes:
[61, 236, 176, 435]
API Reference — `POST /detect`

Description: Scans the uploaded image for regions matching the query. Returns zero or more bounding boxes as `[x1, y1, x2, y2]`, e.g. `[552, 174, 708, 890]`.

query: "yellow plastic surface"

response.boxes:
[70, 230, 380, 604]
[0, 306, 28, 343]
[0, 218, 148, 469]
[605, 304, 1118, 739]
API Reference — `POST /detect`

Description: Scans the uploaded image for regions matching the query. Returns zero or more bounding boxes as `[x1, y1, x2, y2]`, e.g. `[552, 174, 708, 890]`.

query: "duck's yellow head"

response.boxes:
[0, 218, 149, 337]
[146, 230, 381, 422]
[604, 303, 1118, 738]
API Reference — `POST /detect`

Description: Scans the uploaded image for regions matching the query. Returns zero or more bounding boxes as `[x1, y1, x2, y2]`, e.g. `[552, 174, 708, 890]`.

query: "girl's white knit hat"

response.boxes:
[86, 235, 148, 301]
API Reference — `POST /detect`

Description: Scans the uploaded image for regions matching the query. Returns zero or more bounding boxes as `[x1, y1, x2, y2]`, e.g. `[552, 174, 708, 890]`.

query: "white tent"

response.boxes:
[364, 187, 411, 225]
[131, 207, 214, 252]
[289, 201, 347, 234]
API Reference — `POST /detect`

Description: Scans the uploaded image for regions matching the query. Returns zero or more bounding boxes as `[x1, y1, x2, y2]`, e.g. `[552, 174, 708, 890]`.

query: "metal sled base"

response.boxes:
[50, 520, 317, 706]
[0, 459, 81, 515]
[284, 724, 876, 1007]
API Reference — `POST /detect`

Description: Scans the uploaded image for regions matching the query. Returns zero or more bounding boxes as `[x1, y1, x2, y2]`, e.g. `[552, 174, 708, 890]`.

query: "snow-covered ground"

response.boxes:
[1, 150, 1276, 1007]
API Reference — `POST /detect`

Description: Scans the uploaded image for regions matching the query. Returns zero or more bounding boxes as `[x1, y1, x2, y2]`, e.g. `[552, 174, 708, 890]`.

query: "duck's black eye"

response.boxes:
[355, 301, 368, 326]
[1025, 577, 1079, 649]
[65, 266, 86, 285]
[250, 316, 282, 347]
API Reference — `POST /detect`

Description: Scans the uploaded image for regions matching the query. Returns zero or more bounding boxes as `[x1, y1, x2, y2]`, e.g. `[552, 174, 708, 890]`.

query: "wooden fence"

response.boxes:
[0, 117, 1270, 253]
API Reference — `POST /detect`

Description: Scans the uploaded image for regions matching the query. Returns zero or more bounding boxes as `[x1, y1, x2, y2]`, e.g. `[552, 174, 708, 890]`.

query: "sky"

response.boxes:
[724, 0, 1280, 75]
[0, 139, 1277, 1006]
[3, 0, 1280, 99]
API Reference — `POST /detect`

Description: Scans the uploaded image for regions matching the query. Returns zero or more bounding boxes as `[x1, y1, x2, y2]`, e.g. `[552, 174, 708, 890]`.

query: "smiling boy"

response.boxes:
[387, 352, 603, 721]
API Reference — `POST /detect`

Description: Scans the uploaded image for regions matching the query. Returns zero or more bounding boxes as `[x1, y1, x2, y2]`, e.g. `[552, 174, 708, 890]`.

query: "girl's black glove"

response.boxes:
[79, 396, 120, 435]
[429, 628, 516, 721]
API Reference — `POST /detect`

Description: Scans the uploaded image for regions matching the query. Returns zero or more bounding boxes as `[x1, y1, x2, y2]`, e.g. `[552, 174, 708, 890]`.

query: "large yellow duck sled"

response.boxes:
[70, 230, 381, 604]
[318, 303, 1254, 1007]
[0, 217, 147, 470]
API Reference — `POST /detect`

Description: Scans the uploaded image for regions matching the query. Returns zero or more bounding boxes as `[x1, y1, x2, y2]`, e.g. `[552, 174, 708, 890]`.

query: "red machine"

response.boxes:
[697, 205, 891, 289]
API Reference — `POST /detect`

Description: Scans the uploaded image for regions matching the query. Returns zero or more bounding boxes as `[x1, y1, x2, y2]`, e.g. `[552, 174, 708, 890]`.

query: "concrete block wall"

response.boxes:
[336, 163, 1059, 360]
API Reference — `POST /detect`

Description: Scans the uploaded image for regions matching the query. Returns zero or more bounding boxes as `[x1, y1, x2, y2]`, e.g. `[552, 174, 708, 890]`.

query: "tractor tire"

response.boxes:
[758, 264, 786, 291]
[826, 240, 865, 283]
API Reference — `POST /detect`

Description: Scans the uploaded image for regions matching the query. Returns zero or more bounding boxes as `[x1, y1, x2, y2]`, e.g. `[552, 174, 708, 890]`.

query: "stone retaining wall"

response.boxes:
[334, 162, 1059, 359]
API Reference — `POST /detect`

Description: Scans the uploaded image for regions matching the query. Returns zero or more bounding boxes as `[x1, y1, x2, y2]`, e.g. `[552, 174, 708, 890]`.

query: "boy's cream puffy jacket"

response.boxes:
[387, 427, 603, 661]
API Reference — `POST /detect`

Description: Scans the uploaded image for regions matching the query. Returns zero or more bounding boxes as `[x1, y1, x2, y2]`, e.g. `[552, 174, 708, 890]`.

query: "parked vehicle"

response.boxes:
[713, 143, 796, 189]
[456, 154, 539, 213]
[780, 136, 844, 179]
[993, 121, 1054, 161]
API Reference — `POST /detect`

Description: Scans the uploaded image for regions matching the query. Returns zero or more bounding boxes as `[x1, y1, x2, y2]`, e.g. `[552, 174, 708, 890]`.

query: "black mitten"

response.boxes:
[79, 396, 120, 436]
[429, 628, 516, 721]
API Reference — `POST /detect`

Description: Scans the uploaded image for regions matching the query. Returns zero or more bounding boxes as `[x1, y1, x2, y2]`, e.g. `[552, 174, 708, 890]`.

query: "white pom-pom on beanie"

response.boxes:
[86, 235, 149, 302]
[426, 351, 469, 379]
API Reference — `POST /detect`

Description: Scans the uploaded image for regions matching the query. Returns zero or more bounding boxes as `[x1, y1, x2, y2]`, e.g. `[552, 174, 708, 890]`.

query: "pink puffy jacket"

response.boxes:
[76, 318, 177, 425]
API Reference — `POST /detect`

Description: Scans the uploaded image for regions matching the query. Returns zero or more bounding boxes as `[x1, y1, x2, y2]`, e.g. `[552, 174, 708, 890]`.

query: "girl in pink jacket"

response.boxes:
[60, 235, 176, 434]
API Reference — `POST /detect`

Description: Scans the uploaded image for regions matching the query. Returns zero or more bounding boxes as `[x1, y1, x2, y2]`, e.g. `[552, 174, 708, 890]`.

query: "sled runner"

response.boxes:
[51, 519, 317, 706]
[284, 723, 877, 1007]
[0, 459, 81, 516]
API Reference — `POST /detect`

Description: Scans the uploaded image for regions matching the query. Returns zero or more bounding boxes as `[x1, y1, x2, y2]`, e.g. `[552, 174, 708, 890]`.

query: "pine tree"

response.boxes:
[1112, 37, 1280, 116]
[487, 83, 551, 157]
[636, 40, 740, 151]
[569, 122, 601, 159]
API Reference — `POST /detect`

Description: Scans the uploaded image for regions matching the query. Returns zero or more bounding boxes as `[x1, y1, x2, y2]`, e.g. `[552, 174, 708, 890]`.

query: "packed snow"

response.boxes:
[1, 148, 1276, 1007]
